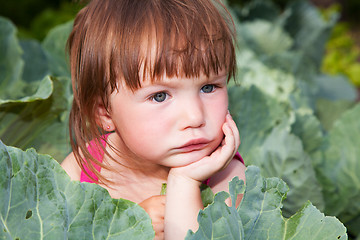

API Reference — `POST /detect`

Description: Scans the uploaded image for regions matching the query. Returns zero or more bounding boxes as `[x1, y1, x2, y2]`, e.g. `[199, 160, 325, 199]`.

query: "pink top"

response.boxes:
[80, 134, 244, 184]
[80, 135, 108, 183]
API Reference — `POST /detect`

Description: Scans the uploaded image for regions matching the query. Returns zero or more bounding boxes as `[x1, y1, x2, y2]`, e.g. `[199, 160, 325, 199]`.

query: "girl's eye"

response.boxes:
[151, 92, 167, 102]
[201, 84, 215, 93]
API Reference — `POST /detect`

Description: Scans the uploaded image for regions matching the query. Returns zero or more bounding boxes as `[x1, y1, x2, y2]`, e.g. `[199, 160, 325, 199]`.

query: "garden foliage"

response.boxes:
[1, 0, 359, 239]
[0, 141, 347, 239]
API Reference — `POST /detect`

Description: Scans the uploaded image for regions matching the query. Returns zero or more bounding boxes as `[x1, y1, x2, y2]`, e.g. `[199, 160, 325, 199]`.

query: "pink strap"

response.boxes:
[235, 152, 244, 164]
[80, 135, 108, 183]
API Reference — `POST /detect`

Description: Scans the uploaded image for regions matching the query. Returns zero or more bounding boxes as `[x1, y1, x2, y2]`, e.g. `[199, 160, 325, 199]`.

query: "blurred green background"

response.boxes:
[0, 0, 359, 40]
[1, 0, 360, 89]
[0, 0, 84, 40]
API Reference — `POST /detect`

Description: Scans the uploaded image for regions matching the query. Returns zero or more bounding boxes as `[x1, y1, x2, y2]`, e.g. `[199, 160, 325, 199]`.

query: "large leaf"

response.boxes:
[0, 76, 71, 161]
[187, 166, 347, 240]
[283, 0, 337, 70]
[290, 110, 323, 155]
[240, 166, 346, 239]
[228, 85, 290, 159]
[186, 192, 245, 239]
[186, 178, 245, 239]
[234, 0, 281, 22]
[0, 17, 72, 161]
[0, 17, 25, 100]
[42, 20, 72, 78]
[315, 99, 355, 131]
[237, 20, 293, 56]
[19, 39, 50, 85]
[0, 140, 155, 239]
[246, 124, 325, 217]
[234, 49, 296, 102]
[314, 74, 358, 102]
[317, 104, 360, 236]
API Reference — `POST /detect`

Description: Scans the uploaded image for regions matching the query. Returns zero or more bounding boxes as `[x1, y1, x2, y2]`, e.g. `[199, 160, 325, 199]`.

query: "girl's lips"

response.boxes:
[176, 139, 210, 152]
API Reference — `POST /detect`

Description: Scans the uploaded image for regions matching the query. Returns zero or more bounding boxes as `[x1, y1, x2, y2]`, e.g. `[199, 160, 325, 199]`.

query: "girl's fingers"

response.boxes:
[226, 112, 240, 151]
[217, 119, 236, 168]
[218, 112, 240, 169]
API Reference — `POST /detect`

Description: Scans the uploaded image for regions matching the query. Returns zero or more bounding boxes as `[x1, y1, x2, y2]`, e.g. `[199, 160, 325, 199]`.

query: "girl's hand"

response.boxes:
[169, 112, 240, 183]
[139, 195, 166, 240]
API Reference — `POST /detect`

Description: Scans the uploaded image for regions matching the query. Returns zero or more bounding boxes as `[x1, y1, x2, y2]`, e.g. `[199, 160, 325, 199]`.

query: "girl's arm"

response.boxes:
[164, 112, 241, 239]
[165, 174, 203, 239]
[164, 159, 245, 239]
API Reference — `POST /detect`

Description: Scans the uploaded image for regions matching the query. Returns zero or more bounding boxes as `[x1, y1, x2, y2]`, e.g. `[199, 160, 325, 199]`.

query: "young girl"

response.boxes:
[61, 0, 246, 239]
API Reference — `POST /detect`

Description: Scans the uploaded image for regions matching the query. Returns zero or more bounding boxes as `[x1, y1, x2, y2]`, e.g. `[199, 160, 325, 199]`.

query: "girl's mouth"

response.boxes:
[176, 139, 210, 152]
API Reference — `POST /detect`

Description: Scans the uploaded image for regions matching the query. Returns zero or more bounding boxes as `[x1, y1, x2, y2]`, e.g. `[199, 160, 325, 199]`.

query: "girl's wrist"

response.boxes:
[167, 169, 202, 188]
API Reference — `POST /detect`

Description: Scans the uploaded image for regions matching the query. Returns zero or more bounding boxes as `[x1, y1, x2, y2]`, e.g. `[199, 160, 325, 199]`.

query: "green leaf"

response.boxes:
[229, 177, 245, 208]
[237, 20, 293, 56]
[317, 104, 360, 235]
[0, 17, 72, 161]
[228, 85, 290, 158]
[0, 76, 71, 161]
[314, 74, 357, 102]
[160, 183, 167, 195]
[234, 49, 296, 102]
[188, 166, 347, 240]
[235, 0, 281, 22]
[282, 201, 348, 240]
[283, 0, 337, 70]
[239, 166, 287, 238]
[200, 184, 215, 208]
[315, 99, 355, 131]
[291, 110, 323, 155]
[186, 189, 244, 240]
[19, 39, 50, 84]
[0, 17, 25, 100]
[42, 20, 73, 78]
[240, 166, 346, 239]
[0, 141, 154, 239]
[247, 124, 325, 217]
[0, 75, 53, 105]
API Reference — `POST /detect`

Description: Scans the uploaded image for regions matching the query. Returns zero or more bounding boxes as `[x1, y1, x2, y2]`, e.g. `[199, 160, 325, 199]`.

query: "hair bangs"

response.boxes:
[113, 0, 236, 90]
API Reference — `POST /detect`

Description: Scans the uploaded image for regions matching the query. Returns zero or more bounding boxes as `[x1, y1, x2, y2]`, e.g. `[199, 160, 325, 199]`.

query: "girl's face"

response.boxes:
[106, 71, 229, 168]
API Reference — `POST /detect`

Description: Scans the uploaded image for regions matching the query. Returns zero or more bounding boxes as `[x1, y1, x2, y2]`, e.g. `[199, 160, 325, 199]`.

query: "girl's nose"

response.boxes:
[178, 97, 205, 129]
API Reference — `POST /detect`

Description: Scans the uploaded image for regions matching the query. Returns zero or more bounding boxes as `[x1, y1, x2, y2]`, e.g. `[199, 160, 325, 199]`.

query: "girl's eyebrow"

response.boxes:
[138, 73, 228, 90]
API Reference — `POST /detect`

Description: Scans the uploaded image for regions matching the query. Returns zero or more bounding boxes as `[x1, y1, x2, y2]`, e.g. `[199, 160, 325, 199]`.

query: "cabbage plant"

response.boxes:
[0, 141, 347, 239]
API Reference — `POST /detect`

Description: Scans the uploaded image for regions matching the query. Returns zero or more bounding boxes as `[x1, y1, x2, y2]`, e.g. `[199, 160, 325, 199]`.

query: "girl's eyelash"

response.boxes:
[201, 84, 220, 92]
[148, 91, 169, 102]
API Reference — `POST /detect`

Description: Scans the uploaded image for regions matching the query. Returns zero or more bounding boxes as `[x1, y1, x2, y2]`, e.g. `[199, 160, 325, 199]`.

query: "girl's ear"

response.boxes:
[96, 103, 115, 132]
